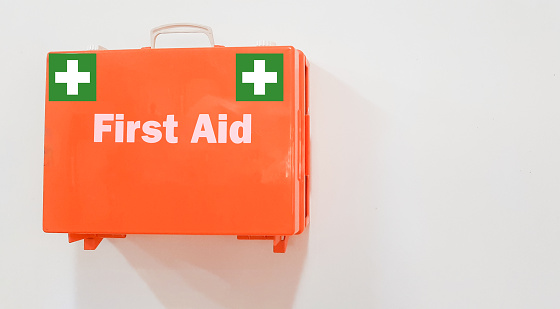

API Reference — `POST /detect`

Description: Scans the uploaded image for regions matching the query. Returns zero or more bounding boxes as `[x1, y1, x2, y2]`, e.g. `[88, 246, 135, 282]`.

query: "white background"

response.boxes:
[1, 0, 560, 308]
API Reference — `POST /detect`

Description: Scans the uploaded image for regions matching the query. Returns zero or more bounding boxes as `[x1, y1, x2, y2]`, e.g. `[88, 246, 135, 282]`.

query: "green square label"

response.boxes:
[49, 53, 96, 101]
[236, 53, 283, 101]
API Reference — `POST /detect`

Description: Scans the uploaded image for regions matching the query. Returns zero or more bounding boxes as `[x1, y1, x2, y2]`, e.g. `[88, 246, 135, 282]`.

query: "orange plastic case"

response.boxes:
[43, 25, 309, 253]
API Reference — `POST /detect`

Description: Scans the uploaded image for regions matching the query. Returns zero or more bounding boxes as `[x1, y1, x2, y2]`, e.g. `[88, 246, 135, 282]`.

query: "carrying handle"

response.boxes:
[150, 23, 215, 48]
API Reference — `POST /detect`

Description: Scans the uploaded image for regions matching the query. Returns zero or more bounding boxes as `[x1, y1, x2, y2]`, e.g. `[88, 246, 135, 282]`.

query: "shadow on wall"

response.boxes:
[113, 232, 309, 309]
[302, 64, 382, 308]
[72, 63, 382, 309]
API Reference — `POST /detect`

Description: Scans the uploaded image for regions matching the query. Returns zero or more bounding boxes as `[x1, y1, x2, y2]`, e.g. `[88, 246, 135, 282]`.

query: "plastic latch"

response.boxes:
[305, 114, 310, 177]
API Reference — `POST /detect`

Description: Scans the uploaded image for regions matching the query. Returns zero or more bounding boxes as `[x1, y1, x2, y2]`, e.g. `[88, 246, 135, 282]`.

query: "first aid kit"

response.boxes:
[43, 24, 310, 253]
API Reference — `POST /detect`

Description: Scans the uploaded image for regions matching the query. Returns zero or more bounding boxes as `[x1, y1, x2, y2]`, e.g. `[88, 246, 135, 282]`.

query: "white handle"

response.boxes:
[150, 23, 215, 48]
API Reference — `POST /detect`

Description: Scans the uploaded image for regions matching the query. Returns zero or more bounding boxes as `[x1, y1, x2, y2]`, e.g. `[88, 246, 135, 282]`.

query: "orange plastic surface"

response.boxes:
[43, 46, 309, 252]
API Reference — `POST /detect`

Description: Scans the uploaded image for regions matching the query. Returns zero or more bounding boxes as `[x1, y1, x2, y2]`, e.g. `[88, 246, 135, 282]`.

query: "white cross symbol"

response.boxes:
[55, 60, 90, 95]
[242, 60, 277, 95]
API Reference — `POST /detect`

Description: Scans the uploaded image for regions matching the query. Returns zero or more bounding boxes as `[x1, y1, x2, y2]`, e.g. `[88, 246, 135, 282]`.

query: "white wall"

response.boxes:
[2, 0, 560, 308]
